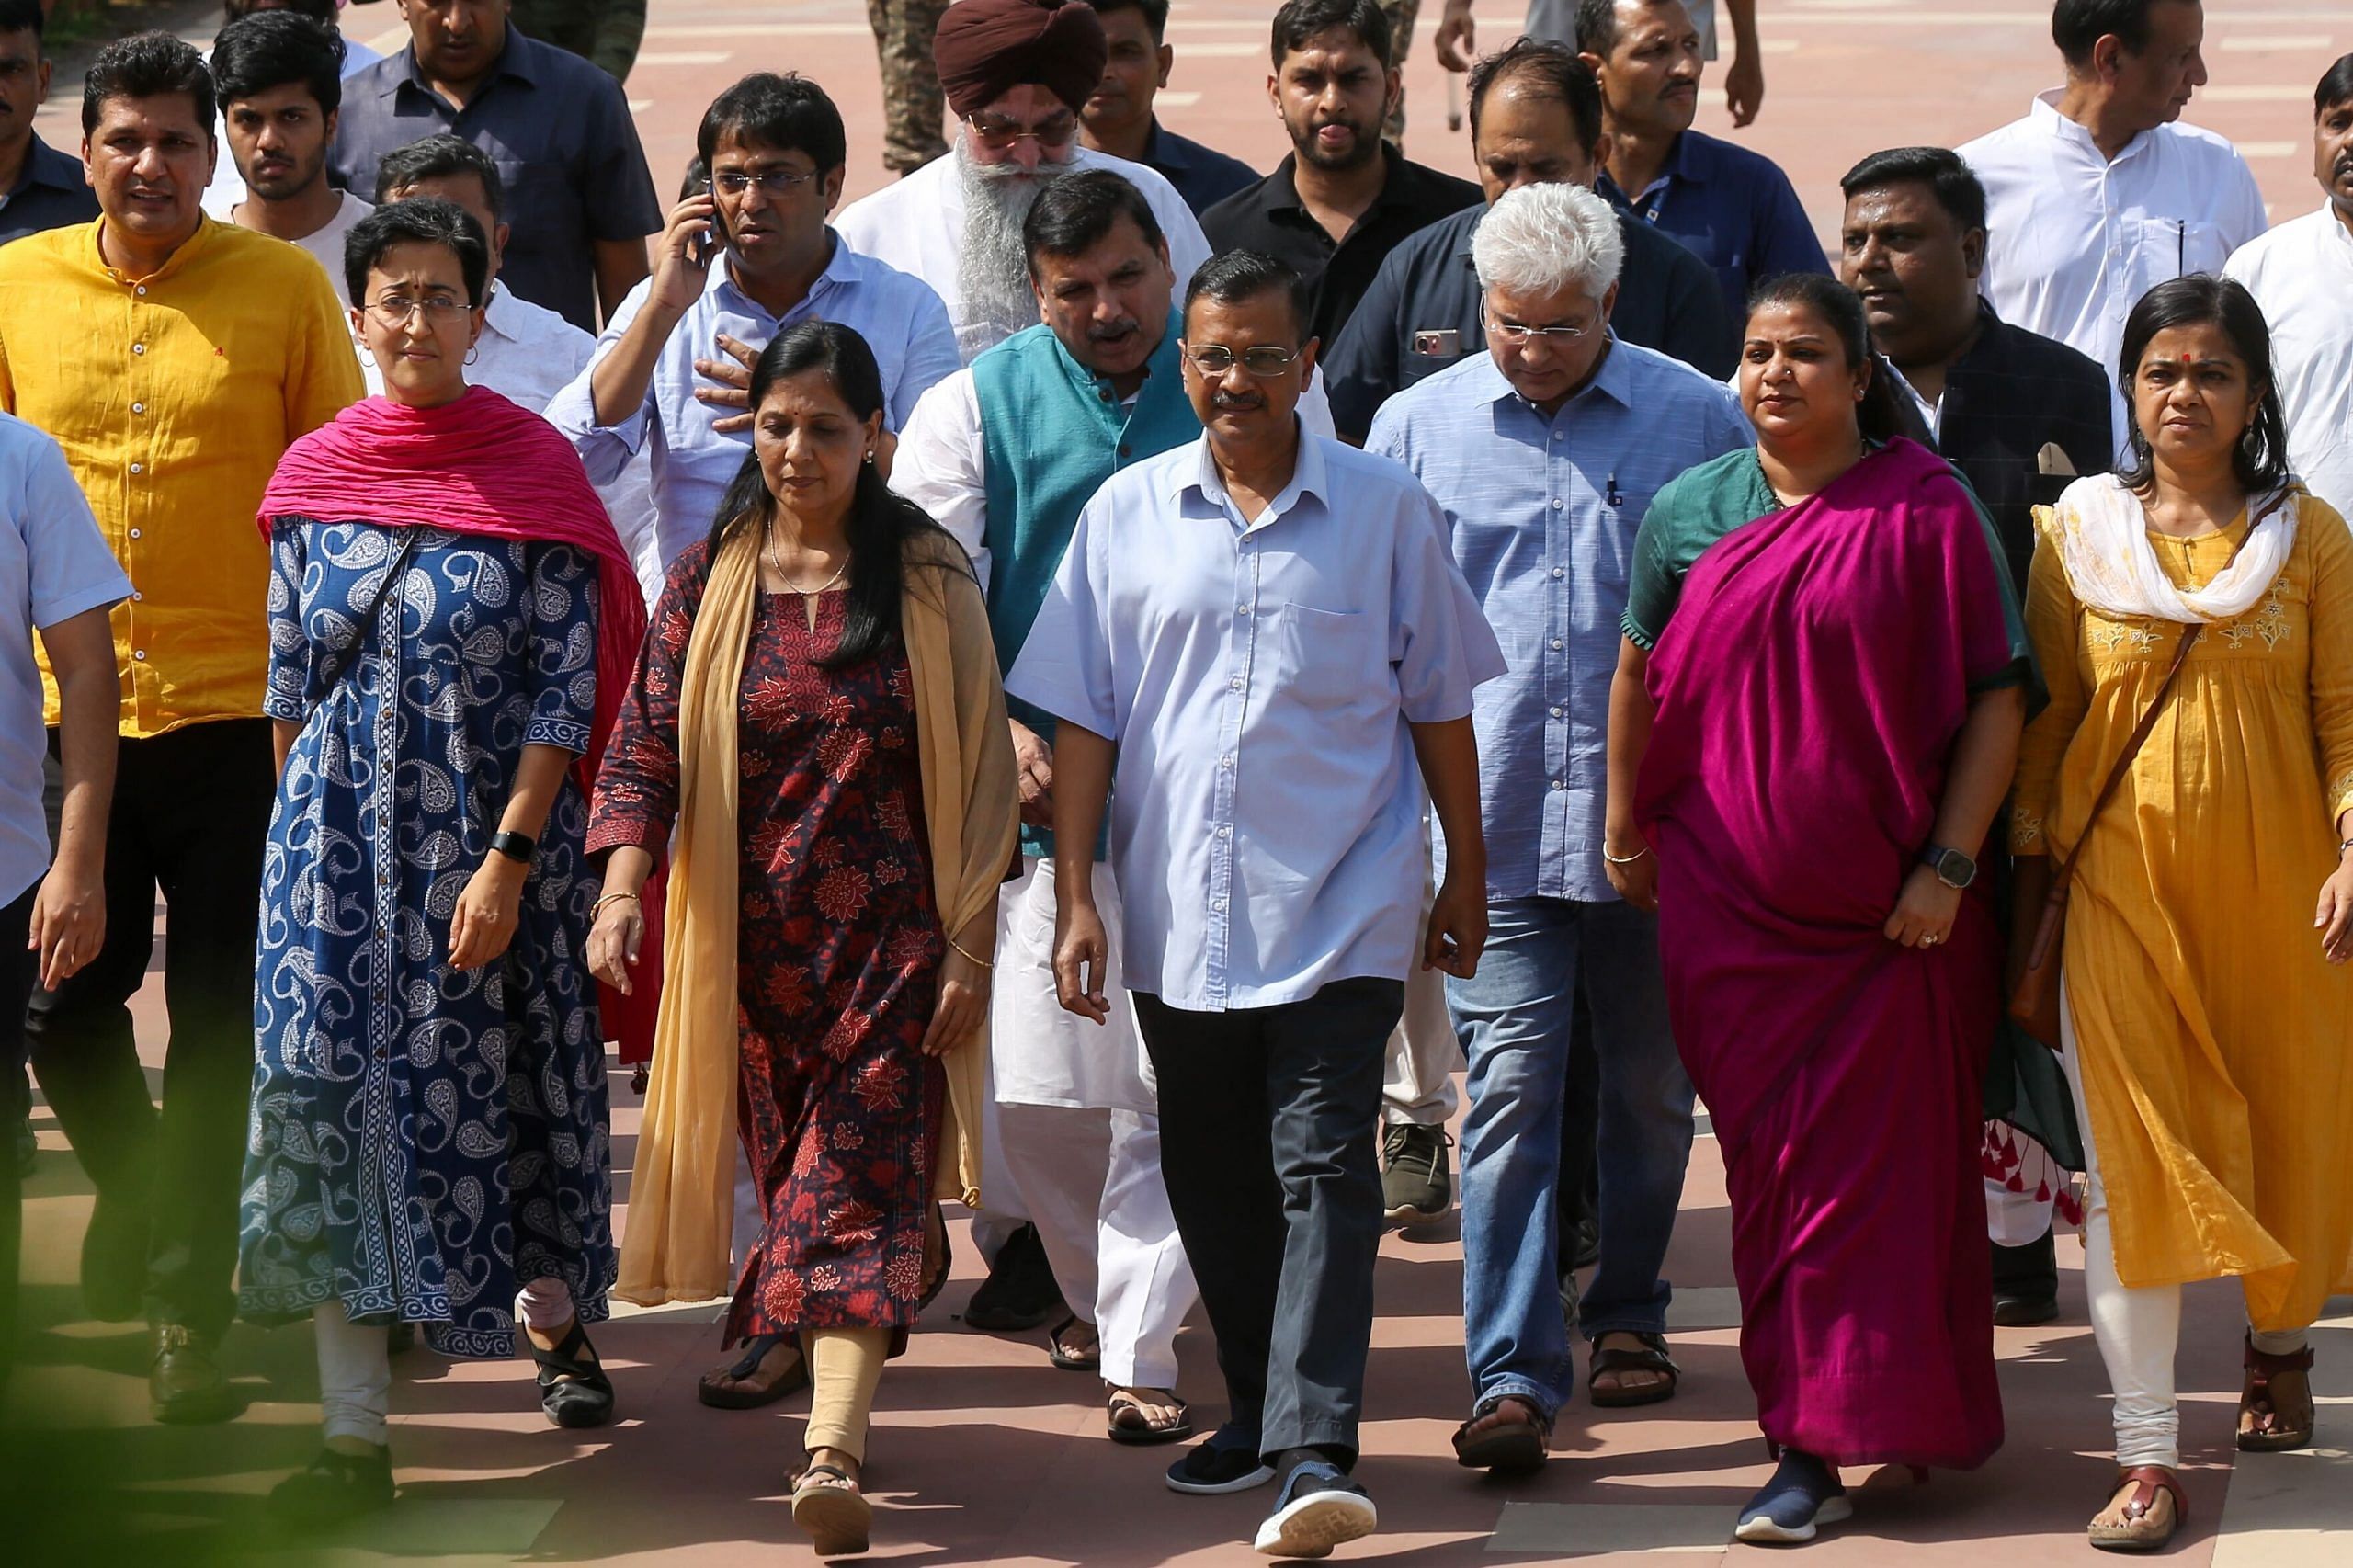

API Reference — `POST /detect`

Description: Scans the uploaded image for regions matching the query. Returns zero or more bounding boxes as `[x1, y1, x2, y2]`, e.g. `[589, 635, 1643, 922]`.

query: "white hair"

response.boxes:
[1472, 182, 1625, 301]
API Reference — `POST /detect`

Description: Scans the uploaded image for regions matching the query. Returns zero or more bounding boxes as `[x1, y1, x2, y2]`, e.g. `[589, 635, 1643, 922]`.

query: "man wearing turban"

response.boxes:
[835, 0, 1211, 364]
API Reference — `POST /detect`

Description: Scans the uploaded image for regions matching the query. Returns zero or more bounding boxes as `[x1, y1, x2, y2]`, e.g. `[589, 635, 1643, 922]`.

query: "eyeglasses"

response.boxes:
[711, 167, 821, 198]
[1483, 307, 1596, 346]
[965, 112, 1079, 153]
[1184, 344, 1301, 377]
[364, 295, 472, 327]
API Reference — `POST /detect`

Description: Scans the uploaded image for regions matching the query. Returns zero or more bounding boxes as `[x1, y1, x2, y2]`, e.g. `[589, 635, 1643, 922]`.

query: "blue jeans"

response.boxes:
[1451, 897, 1695, 1420]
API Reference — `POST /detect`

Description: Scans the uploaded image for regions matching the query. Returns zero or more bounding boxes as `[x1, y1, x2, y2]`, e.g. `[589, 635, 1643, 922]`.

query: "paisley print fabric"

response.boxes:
[587, 540, 942, 1346]
[239, 519, 615, 1358]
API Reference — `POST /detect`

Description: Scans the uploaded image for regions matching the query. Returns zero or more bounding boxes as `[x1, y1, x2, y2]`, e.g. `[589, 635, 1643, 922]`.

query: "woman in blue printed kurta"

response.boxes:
[241, 521, 616, 1358]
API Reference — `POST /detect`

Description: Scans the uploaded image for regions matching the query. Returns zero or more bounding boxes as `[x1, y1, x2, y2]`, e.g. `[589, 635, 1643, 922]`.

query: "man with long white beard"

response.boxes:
[834, 0, 1209, 364]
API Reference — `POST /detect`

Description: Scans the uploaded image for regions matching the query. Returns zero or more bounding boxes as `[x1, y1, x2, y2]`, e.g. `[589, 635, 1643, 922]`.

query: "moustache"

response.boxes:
[1087, 317, 1141, 343]
[1211, 391, 1265, 411]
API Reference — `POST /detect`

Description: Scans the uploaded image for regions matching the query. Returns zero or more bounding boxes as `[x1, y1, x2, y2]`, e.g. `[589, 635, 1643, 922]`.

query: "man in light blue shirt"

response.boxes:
[1008, 251, 1503, 1556]
[0, 413, 131, 1397]
[1365, 182, 1748, 1469]
[546, 74, 959, 574]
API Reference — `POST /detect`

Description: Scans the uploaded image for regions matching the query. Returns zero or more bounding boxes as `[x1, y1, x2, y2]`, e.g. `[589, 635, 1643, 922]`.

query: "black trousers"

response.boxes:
[1136, 976, 1404, 1468]
[26, 719, 275, 1341]
[0, 881, 40, 1393]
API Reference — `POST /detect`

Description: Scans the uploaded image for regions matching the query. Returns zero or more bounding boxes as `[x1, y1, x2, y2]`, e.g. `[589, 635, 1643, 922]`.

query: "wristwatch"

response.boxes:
[490, 830, 538, 865]
[1920, 844, 1976, 890]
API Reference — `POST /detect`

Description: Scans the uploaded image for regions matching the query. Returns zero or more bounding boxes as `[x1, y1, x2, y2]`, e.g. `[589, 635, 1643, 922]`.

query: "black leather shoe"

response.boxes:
[81, 1192, 149, 1323]
[962, 1223, 1066, 1331]
[1994, 1292, 2060, 1327]
[150, 1323, 236, 1424]
[269, 1444, 394, 1525]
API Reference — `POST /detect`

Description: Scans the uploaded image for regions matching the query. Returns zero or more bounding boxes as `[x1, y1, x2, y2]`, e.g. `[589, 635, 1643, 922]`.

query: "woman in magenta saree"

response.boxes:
[1604, 278, 2031, 1544]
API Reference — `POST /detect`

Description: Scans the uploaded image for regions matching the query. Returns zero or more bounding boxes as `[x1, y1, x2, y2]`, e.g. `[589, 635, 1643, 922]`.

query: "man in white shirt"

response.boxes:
[199, 0, 383, 220]
[833, 0, 1210, 363]
[2225, 55, 2353, 521]
[1960, 0, 2266, 435]
[203, 10, 371, 305]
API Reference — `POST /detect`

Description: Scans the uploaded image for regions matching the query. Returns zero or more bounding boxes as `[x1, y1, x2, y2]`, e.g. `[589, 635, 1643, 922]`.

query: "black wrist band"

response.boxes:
[490, 830, 537, 865]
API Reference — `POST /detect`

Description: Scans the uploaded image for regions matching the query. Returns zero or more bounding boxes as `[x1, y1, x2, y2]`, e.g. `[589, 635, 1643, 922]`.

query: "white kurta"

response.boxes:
[1961, 93, 2268, 437]
[2225, 204, 2353, 522]
[834, 142, 1212, 366]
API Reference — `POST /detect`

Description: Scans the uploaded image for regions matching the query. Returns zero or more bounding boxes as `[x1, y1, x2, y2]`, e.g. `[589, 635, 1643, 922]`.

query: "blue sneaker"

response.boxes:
[1165, 1424, 1275, 1495]
[1734, 1450, 1851, 1544]
[1252, 1460, 1376, 1558]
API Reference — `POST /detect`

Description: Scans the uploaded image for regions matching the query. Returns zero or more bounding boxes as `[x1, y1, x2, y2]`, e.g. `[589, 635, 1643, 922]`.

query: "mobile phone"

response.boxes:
[686, 174, 718, 268]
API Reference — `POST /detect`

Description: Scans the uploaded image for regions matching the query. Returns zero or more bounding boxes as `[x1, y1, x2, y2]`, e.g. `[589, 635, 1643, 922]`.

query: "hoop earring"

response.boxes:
[464, 347, 480, 367]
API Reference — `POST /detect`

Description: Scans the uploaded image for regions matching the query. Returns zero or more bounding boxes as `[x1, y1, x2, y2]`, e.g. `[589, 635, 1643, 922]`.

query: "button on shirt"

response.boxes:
[1961, 92, 2267, 428]
[546, 233, 959, 574]
[2226, 205, 2353, 520]
[1006, 431, 1506, 1011]
[0, 416, 134, 901]
[0, 133, 101, 246]
[331, 29, 664, 331]
[0, 219, 365, 734]
[1596, 130, 1829, 351]
[1201, 151, 1483, 348]
[1365, 342, 1749, 903]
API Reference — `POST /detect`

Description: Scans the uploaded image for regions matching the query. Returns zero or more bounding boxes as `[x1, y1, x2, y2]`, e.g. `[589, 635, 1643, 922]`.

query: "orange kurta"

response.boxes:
[2012, 494, 2353, 1330]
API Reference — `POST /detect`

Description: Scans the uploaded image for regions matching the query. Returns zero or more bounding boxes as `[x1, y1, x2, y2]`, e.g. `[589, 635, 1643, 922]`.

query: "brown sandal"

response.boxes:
[2087, 1465, 2185, 1552]
[1452, 1393, 1550, 1473]
[2237, 1336, 2315, 1451]
[790, 1462, 872, 1556]
[1589, 1331, 1680, 1408]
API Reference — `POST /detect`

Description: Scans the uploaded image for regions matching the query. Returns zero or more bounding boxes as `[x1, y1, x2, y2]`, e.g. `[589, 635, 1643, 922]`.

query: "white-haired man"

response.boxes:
[834, 0, 1210, 362]
[1364, 181, 1748, 1471]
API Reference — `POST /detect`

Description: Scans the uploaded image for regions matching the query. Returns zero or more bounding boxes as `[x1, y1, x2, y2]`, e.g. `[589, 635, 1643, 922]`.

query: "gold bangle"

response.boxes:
[948, 936, 994, 970]
[593, 891, 642, 916]
[1601, 842, 1651, 866]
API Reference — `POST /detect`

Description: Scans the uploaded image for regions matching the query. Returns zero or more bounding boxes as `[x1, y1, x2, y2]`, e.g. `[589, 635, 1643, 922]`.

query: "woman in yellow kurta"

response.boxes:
[2011, 276, 2353, 1554]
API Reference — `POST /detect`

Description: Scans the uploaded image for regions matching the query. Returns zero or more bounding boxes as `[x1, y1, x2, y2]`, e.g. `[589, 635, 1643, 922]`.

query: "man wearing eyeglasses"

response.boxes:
[1364, 183, 1745, 1467]
[1008, 249, 1501, 1551]
[833, 0, 1210, 364]
[548, 74, 959, 577]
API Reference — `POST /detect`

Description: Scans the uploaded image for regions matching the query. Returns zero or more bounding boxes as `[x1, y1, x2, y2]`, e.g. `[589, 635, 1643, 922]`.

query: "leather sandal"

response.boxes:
[1107, 1387, 1193, 1446]
[1589, 1331, 1680, 1408]
[2087, 1465, 2186, 1552]
[526, 1318, 616, 1429]
[2238, 1336, 2315, 1451]
[790, 1462, 872, 1556]
[1046, 1313, 1101, 1372]
[1451, 1393, 1550, 1473]
[697, 1333, 808, 1409]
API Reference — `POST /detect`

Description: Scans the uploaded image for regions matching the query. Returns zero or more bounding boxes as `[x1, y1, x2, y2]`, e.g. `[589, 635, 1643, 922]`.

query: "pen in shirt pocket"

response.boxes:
[1606, 472, 1624, 507]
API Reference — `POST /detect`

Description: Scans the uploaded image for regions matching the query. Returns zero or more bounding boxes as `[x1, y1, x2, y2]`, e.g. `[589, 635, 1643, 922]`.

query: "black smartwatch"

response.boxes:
[1920, 843, 1976, 890]
[490, 830, 538, 865]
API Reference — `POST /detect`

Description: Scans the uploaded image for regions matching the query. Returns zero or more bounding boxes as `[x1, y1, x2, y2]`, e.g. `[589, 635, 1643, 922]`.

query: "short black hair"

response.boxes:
[1270, 0, 1389, 72]
[1467, 37, 1604, 153]
[2052, 0, 2185, 70]
[1839, 147, 1989, 235]
[210, 10, 345, 117]
[344, 196, 491, 308]
[373, 134, 506, 220]
[1084, 0, 1169, 40]
[1024, 169, 1166, 280]
[2318, 51, 2353, 115]
[2117, 274, 2290, 494]
[83, 30, 215, 142]
[697, 73, 847, 176]
[0, 0, 45, 41]
[224, 0, 337, 22]
[1183, 250, 1313, 345]
[1574, 0, 1688, 57]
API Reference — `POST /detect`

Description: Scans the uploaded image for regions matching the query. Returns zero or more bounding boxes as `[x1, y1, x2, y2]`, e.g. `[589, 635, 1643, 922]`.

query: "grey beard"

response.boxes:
[954, 150, 1070, 358]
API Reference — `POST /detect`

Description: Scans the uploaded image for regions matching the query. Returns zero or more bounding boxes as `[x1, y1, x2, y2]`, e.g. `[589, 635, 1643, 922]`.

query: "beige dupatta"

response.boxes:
[615, 525, 1018, 1307]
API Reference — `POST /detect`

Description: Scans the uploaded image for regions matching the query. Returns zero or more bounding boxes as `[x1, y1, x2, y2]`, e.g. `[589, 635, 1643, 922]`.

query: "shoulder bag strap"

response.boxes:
[311, 529, 420, 705]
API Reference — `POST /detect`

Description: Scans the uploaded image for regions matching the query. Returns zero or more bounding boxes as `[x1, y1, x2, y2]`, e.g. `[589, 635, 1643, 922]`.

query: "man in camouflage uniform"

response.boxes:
[509, 0, 646, 82]
[1379, 0, 1418, 142]
[871, 0, 952, 174]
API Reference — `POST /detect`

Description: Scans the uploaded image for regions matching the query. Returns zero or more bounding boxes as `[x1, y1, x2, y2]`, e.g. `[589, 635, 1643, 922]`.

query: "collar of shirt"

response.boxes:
[1267, 147, 1427, 226]
[705, 227, 855, 323]
[1468, 332, 1634, 418]
[1142, 119, 1191, 174]
[1173, 422, 1329, 533]
[386, 28, 539, 108]
[2028, 88, 2154, 171]
[1043, 305, 1184, 405]
[9, 135, 83, 200]
[482, 280, 527, 343]
[1599, 131, 1710, 215]
[85, 211, 221, 287]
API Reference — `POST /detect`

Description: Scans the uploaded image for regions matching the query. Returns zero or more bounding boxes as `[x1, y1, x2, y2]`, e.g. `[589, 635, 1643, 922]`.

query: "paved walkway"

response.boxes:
[14, 2, 2353, 1562]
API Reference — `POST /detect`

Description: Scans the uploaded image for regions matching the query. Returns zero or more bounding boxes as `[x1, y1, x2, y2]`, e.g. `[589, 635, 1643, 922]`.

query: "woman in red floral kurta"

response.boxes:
[588, 545, 946, 1348]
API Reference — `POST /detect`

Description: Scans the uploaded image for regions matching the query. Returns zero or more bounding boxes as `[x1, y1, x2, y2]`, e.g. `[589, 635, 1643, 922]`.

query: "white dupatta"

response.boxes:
[2046, 473, 2302, 622]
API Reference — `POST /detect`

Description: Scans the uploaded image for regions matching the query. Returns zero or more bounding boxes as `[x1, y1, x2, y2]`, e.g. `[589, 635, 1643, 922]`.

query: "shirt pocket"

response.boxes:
[1273, 601, 1378, 709]
[2132, 216, 2227, 294]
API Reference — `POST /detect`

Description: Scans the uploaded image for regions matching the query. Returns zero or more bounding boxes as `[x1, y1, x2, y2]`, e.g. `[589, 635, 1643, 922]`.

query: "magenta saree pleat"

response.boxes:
[1634, 439, 2010, 1470]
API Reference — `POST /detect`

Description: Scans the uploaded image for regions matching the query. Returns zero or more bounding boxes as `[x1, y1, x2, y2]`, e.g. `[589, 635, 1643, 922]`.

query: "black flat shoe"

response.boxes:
[526, 1318, 615, 1428]
[269, 1444, 394, 1526]
[962, 1223, 1064, 1331]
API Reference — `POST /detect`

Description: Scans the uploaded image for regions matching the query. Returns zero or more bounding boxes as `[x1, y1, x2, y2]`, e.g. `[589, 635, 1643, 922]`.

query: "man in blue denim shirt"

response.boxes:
[1366, 181, 1748, 1471]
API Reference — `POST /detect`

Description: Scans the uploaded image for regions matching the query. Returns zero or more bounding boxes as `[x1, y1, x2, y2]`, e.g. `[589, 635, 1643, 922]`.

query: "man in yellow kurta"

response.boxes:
[0, 31, 360, 1423]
